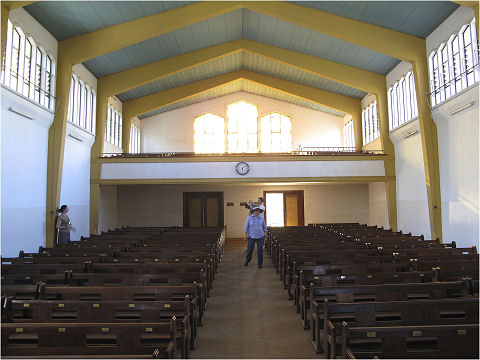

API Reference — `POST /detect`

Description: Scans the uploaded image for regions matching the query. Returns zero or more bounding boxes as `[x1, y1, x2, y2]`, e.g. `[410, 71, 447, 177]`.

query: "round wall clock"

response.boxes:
[235, 161, 250, 175]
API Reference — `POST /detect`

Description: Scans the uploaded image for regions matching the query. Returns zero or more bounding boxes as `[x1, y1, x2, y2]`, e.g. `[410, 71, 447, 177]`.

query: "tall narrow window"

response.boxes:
[34, 47, 42, 103]
[388, 71, 418, 131]
[22, 38, 32, 98]
[194, 113, 225, 154]
[343, 120, 355, 149]
[44, 55, 52, 108]
[10, 26, 21, 91]
[362, 100, 379, 144]
[260, 112, 292, 153]
[463, 24, 475, 86]
[227, 101, 258, 153]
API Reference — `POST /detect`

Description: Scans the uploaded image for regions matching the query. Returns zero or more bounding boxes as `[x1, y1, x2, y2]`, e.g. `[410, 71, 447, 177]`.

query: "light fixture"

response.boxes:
[402, 129, 419, 139]
[450, 101, 475, 115]
[68, 133, 84, 142]
[8, 107, 34, 120]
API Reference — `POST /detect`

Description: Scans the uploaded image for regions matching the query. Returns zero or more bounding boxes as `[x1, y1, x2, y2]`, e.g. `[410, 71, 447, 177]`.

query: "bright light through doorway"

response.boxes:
[266, 193, 284, 227]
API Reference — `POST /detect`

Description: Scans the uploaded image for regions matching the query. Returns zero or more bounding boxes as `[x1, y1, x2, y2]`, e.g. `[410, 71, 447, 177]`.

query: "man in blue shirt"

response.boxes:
[244, 206, 268, 268]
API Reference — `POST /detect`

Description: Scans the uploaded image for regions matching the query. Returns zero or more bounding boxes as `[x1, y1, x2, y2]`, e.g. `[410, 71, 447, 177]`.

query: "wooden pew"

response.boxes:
[3, 297, 191, 358]
[341, 322, 479, 359]
[323, 297, 479, 357]
[309, 280, 471, 350]
[2, 320, 176, 358]
[298, 270, 433, 325]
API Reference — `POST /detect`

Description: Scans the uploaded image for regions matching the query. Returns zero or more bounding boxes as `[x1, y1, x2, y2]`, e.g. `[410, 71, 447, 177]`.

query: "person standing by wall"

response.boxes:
[56, 205, 74, 246]
[244, 206, 268, 268]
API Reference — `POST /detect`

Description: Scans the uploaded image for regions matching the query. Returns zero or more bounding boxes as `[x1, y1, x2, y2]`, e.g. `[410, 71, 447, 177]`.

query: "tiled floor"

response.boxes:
[191, 240, 325, 359]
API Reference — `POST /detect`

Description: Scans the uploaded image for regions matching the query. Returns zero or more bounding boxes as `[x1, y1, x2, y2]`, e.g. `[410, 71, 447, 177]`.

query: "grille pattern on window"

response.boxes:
[129, 123, 141, 154]
[105, 104, 122, 148]
[67, 74, 96, 134]
[227, 101, 258, 153]
[387, 71, 418, 131]
[260, 112, 292, 153]
[429, 18, 479, 107]
[343, 120, 355, 149]
[362, 100, 379, 145]
[2, 19, 55, 111]
[194, 113, 225, 154]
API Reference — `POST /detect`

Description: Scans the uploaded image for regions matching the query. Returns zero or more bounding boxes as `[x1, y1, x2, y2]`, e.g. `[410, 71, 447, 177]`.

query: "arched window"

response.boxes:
[260, 112, 292, 153]
[194, 113, 225, 154]
[227, 101, 258, 153]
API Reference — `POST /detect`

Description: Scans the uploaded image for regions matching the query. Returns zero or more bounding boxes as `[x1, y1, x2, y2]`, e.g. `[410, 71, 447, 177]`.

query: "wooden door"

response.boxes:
[184, 192, 223, 228]
[263, 190, 304, 227]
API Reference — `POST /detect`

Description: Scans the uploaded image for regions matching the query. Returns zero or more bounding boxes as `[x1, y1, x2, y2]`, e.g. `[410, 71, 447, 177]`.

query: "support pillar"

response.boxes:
[121, 113, 133, 154]
[412, 59, 443, 241]
[1, 5, 9, 71]
[46, 54, 72, 247]
[89, 86, 109, 235]
[353, 108, 363, 152]
[376, 90, 397, 231]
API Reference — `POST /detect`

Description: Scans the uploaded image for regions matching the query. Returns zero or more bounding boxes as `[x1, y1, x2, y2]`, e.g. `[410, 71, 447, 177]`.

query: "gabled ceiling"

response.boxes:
[24, 1, 459, 119]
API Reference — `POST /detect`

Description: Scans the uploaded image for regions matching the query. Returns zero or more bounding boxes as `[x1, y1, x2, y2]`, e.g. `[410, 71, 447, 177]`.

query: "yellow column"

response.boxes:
[46, 53, 72, 247]
[412, 59, 442, 241]
[376, 91, 397, 232]
[89, 85, 108, 235]
[353, 109, 363, 152]
[121, 113, 133, 153]
[1, 5, 9, 71]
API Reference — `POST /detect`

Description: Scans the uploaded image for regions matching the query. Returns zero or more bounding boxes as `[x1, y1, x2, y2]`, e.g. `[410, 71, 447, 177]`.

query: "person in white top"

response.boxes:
[245, 197, 265, 217]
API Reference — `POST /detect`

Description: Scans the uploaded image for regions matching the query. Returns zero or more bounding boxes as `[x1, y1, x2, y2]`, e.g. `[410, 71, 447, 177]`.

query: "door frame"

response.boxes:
[263, 190, 305, 226]
[183, 192, 224, 228]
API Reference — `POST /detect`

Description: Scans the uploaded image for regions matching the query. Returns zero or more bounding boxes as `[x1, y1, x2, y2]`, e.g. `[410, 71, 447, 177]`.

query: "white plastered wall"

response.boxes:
[1, 8, 57, 257]
[425, 5, 479, 247]
[141, 91, 345, 153]
[115, 183, 370, 238]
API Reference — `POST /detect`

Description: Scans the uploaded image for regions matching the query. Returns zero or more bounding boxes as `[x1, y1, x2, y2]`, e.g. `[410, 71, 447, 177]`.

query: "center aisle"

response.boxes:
[192, 240, 324, 359]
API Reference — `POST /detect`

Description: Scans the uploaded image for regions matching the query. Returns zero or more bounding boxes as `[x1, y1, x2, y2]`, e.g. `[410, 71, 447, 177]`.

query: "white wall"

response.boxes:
[425, 6, 479, 247]
[433, 84, 479, 248]
[116, 183, 370, 238]
[390, 119, 431, 239]
[368, 182, 389, 230]
[98, 185, 118, 233]
[60, 123, 95, 242]
[1, 86, 54, 257]
[141, 91, 345, 153]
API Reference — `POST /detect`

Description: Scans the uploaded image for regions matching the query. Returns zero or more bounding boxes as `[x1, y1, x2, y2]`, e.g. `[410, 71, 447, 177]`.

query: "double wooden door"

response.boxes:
[183, 192, 223, 228]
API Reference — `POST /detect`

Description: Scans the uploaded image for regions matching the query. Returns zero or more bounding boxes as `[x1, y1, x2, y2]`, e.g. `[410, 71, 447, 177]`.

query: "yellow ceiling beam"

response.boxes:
[99, 40, 244, 96]
[242, 71, 360, 116]
[2, 1, 35, 10]
[101, 39, 386, 98]
[242, 40, 386, 94]
[244, 1, 425, 63]
[60, 1, 242, 65]
[122, 70, 360, 119]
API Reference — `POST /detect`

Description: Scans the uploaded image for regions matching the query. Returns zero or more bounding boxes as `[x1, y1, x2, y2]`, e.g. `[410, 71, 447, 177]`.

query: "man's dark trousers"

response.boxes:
[245, 236, 264, 266]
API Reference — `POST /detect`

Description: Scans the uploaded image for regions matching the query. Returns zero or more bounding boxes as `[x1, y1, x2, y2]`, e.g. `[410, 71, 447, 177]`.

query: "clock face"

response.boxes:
[235, 162, 250, 175]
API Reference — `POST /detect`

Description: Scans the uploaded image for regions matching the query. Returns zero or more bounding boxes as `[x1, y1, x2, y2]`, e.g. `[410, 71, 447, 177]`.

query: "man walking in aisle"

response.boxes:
[244, 206, 268, 268]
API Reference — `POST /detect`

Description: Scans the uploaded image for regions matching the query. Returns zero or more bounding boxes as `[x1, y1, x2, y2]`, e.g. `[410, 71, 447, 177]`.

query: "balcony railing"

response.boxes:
[101, 147, 384, 158]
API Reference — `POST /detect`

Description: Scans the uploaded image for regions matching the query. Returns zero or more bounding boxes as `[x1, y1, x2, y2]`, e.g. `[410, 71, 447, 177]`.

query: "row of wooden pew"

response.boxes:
[1, 226, 226, 358]
[265, 223, 479, 359]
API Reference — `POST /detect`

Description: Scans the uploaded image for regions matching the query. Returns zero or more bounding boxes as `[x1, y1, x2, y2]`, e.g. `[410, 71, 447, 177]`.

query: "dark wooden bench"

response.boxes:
[309, 280, 471, 347]
[2, 319, 176, 358]
[3, 297, 191, 358]
[341, 322, 479, 359]
[298, 270, 433, 323]
[322, 297, 479, 357]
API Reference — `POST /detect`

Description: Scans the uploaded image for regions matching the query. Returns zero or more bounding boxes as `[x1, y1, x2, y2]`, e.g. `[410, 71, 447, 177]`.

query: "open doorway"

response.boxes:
[264, 190, 304, 227]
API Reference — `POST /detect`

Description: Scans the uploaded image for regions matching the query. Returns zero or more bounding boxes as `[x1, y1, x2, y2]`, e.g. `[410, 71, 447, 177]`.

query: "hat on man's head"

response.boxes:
[252, 206, 264, 213]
